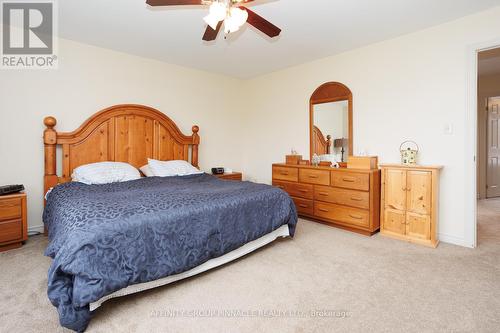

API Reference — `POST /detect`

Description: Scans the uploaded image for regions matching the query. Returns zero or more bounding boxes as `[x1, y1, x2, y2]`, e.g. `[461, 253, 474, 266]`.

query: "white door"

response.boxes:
[487, 97, 500, 198]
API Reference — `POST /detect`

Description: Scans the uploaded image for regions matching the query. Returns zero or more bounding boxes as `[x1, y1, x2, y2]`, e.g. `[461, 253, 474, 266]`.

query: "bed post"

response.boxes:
[44, 117, 58, 197]
[192, 125, 200, 168]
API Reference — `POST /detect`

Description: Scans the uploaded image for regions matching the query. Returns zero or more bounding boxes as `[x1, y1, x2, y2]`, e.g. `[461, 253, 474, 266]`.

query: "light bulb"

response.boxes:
[210, 1, 227, 21]
[224, 7, 248, 34]
[230, 7, 248, 27]
[204, 14, 220, 30]
[204, 1, 228, 30]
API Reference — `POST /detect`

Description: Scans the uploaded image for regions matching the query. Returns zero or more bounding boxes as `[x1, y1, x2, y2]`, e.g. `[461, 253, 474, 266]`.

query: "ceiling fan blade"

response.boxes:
[202, 21, 223, 41]
[243, 7, 281, 38]
[146, 0, 204, 6]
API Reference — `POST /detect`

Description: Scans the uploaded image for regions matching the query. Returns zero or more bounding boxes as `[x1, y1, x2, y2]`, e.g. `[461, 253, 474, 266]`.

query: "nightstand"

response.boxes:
[215, 172, 243, 181]
[0, 193, 27, 252]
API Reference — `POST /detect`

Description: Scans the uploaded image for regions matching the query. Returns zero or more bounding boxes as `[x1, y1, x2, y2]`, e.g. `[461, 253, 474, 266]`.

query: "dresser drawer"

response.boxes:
[0, 219, 22, 243]
[0, 198, 22, 221]
[331, 171, 370, 191]
[314, 185, 370, 209]
[272, 166, 298, 182]
[291, 197, 314, 216]
[314, 202, 370, 228]
[273, 181, 313, 199]
[299, 169, 330, 185]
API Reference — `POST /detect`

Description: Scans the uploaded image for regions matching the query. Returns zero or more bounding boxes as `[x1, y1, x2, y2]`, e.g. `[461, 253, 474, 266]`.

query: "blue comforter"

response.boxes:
[43, 174, 297, 332]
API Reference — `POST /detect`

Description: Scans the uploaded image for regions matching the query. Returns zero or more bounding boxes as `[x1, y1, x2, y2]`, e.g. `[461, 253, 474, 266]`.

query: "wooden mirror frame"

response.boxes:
[309, 82, 353, 161]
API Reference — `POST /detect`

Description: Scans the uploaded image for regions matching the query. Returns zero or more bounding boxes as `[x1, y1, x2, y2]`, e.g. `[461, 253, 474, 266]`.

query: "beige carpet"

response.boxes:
[1, 200, 500, 333]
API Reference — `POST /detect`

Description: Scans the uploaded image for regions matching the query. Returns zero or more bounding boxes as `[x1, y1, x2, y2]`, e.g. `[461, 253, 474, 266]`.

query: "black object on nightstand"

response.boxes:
[0, 185, 25, 196]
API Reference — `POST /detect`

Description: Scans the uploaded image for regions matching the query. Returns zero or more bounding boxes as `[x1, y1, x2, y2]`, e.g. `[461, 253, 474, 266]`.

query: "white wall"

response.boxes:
[0, 38, 244, 233]
[241, 6, 500, 247]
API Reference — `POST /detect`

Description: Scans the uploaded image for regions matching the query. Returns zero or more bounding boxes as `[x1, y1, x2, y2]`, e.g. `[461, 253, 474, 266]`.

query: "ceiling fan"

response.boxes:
[146, 0, 282, 41]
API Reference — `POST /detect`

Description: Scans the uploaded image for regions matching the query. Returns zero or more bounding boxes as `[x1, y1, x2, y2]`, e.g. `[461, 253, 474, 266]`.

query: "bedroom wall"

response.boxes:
[240, 6, 500, 247]
[0, 38, 244, 233]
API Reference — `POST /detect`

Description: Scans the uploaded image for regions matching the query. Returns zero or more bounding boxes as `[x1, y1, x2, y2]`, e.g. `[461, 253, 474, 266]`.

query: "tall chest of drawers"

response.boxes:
[272, 164, 381, 235]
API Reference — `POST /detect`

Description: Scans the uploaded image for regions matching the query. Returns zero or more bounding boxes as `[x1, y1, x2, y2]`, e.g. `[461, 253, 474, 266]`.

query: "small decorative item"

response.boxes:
[298, 159, 310, 165]
[286, 151, 302, 165]
[319, 161, 332, 167]
[400, 141, 419, 165]
[286, 156, 302, 165]
[312, 153, 321, 166]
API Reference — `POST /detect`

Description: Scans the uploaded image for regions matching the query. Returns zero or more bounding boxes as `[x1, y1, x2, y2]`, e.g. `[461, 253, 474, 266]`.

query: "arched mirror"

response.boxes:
[310, 82, 353, 163]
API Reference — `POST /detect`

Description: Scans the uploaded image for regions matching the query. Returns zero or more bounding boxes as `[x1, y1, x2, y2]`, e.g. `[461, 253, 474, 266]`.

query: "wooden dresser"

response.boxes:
[380, 164, 442, 248]
[272, 164, 381, 235]
[0, 193, 28, 252]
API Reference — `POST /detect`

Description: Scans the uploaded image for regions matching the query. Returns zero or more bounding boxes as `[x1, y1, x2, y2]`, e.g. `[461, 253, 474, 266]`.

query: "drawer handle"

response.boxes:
[298, 204, 309, 208]
[350, 197, 363, 201]
[388, 204, 398, 210]
[308, 175, 319, 179]
[298, 189, 309, 193]
[349, 214, 363, 220]
[318, 192, 329, 196]
[319, 208, 329, 213]
[280, 172, 289, 176]
[342, 177, 356, 182]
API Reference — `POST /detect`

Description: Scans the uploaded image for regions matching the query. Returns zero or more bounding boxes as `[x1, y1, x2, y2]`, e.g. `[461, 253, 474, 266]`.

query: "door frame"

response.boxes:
[465, 38, 500, 248]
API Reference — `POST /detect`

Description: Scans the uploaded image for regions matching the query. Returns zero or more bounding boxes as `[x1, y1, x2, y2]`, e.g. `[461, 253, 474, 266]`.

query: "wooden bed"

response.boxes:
[312, 125, 332, 155]
[43, 104, 200, 197]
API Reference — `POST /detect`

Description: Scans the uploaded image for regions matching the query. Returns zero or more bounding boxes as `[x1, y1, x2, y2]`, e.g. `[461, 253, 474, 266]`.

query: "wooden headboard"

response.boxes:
[312, 125, 331, 155]
[43, 104, 200, 194]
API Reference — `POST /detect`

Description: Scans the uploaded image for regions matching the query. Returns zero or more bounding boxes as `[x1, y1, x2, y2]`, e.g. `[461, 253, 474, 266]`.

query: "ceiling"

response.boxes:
[58, 0, 500, 79]
[479, 48, 500, 76]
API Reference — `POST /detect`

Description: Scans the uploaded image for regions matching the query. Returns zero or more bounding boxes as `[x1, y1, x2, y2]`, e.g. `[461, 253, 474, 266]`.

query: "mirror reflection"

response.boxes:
[312, 100, 349, 162]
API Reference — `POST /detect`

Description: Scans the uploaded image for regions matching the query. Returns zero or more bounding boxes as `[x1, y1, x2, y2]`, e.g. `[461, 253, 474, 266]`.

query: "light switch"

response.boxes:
[444, 123, 454, 135]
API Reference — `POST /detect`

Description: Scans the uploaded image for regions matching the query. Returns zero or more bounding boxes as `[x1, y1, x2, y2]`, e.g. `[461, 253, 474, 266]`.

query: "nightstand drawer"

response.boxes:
[331, 171, 370, 191]
[272, 166, 298, 182]
[299, 169, 330, 185]
[0, 219, 22, 243]
[273, 181, 313, 199]
[0, 198, 22, 221]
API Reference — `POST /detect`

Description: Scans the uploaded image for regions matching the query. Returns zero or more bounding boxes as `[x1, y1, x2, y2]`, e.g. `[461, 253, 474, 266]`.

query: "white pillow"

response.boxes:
[147, 159, 204, 177]
[140, 165, 155, 177]
[72, 162, 141, 185]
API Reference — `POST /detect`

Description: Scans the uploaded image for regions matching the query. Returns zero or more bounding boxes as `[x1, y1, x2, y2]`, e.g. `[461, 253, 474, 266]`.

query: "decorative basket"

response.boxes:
[400, 141, 419, 165]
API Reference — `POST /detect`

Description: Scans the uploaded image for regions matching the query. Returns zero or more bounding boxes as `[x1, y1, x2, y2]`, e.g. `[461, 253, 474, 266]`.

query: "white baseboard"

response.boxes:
[28, 224, 45, 235]
[439, 233, 473, 248]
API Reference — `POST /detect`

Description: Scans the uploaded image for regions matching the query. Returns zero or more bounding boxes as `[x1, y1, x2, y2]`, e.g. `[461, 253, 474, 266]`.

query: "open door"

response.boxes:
[487, 96, 500, 198]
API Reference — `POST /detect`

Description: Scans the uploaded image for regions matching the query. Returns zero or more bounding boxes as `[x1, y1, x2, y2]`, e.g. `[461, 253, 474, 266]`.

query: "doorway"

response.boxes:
[476, 47, 500, 246]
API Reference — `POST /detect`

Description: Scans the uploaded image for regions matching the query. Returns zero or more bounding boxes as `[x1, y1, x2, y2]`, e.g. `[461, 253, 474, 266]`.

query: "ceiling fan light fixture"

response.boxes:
[224, 7, 248, 34]
[203, 14, 220, 30]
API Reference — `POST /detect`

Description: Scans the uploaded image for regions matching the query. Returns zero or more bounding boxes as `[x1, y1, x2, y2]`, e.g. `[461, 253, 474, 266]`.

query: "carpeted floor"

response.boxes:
[1, 199, 500, 333]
